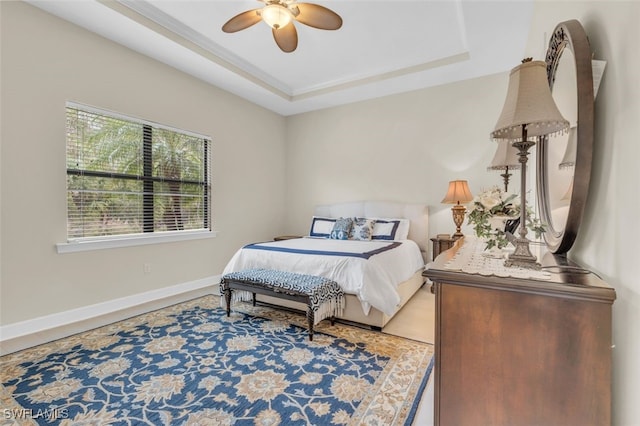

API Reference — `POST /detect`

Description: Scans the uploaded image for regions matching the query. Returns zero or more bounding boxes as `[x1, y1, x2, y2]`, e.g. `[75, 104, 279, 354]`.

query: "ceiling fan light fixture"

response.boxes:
[222, 1, 342, 53]
[261, 4, 293, 30]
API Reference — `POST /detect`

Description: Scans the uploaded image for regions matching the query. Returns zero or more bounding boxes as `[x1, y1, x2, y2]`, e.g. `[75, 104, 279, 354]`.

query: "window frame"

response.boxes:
[58, 102, 215, 254]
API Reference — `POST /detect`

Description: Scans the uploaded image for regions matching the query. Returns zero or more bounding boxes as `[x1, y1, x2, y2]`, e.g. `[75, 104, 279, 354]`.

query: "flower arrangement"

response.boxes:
[467, 186, 545, 250]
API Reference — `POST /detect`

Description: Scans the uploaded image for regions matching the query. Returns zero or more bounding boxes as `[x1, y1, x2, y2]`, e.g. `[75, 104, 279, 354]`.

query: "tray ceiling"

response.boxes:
[27, 0, 535, 116]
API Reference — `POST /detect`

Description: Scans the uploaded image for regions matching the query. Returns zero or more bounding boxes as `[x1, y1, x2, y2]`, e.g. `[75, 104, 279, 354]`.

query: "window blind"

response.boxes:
[66, 104, 211, 240]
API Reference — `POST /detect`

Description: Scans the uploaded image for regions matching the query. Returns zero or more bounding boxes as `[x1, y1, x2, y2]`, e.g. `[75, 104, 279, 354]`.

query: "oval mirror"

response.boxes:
[536, 20, 594, 254]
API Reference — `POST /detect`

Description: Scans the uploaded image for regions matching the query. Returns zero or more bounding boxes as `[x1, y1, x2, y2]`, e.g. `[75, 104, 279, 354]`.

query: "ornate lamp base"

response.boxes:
[451, 204, 467, 239]
[503, 131, 540, 271]
[505, 237, 541, 270]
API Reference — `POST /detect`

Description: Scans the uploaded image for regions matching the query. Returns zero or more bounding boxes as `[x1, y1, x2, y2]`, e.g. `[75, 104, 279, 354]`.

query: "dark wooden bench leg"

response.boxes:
[224, 288, 231, 317]
[221, 276, 336, 342]
[306, 303, 314, 341]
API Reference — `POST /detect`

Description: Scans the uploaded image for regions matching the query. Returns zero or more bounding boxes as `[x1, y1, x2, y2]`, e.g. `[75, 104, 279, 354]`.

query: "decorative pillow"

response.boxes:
[309, 216, 336, 238]
[350, 217, 376, 241]
[371, 218, 411, 240]
[371, 219, 401, 240]
[393, 218, 411, 240]
[329, 217, 353, 240]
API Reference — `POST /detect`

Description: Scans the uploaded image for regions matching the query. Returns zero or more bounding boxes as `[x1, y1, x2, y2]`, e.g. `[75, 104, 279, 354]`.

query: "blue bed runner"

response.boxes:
[243, 241, 402, 260]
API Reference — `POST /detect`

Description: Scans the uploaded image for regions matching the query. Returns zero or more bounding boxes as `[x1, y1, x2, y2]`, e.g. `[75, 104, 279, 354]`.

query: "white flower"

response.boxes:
[467, 186, 545, 250]
[478, 190, 502, 210]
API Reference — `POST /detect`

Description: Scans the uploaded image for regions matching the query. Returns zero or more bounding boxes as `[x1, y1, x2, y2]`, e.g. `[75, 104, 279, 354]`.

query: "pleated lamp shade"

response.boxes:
[441, 180, 474, 205]
[487, 140, 521, 171]
[491, 60, 569, 141]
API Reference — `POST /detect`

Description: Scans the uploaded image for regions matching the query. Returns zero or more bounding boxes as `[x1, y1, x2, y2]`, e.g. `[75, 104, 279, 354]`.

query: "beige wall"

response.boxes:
[524, 2, 640, 424]
[0, 2, 287, 324]
[284, 73, 525, 240]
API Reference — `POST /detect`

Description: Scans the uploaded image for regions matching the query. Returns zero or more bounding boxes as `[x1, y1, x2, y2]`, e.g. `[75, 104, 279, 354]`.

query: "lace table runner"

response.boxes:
[440, 238, 553, 280]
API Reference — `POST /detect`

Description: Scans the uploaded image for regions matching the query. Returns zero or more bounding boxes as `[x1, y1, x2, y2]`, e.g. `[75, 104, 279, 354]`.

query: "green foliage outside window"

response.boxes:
[66, 105, 210, 239]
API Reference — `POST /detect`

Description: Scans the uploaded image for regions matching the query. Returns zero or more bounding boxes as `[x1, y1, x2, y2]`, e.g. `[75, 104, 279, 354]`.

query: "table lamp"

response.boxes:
[487, 140, 521, 192]
[441, 180, 473, 239]
[491, 58, 569, 269]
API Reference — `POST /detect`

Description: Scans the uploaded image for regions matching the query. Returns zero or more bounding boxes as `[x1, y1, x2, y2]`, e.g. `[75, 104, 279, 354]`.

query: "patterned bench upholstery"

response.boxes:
[220, 269, 345, 341]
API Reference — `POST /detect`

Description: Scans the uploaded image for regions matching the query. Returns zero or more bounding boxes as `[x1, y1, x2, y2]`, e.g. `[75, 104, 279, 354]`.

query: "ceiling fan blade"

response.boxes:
[272, 23, 298, 53]
[222, 9, 262, 33]
[295, 3, 342, 30]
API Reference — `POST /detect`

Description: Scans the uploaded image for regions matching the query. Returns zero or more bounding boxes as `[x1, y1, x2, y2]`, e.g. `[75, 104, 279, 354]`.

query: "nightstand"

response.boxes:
[430, 234, 457, 260]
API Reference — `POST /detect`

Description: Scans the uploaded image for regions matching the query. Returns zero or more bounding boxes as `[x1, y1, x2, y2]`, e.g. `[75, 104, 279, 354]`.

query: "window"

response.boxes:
[65, 103, 211, 242]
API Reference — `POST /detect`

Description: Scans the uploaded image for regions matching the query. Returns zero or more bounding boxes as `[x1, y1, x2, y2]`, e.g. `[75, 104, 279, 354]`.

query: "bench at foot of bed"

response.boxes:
[220, 269, 345, 341]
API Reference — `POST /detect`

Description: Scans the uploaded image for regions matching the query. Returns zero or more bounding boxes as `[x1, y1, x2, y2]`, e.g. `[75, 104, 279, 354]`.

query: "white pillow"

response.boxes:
[394, 218, 411, 240]
[309, 216, 336, 238]
[371, 218, 410, 240]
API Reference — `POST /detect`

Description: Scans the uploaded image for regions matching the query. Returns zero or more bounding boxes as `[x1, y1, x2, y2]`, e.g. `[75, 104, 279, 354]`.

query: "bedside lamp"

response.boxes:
[487, 140, 521, 192]
[491, 59, 569, 269]
[441, 180, 474, 239]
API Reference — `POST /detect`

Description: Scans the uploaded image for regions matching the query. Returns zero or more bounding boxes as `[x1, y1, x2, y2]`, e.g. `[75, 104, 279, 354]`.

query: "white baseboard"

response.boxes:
[0, 275, 221, 355]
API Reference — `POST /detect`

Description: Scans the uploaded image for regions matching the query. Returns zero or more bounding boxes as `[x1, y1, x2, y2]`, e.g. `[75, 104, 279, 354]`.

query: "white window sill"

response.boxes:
[56, 230, 218, 254]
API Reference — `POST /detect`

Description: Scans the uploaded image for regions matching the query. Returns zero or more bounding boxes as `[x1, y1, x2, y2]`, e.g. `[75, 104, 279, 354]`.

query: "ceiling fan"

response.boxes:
[222, 0, 343, 53]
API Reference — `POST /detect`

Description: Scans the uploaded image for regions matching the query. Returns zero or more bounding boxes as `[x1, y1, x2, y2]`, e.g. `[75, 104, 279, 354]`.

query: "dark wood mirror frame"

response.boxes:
[537, 19, 594, 254]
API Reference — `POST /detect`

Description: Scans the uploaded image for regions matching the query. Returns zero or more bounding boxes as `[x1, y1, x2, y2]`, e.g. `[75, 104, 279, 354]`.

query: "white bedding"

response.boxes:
[222, 237, 425, 316]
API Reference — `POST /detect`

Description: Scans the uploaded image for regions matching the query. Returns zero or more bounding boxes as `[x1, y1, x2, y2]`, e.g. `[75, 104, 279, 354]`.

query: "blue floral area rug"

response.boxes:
[0, 296, 433, 425]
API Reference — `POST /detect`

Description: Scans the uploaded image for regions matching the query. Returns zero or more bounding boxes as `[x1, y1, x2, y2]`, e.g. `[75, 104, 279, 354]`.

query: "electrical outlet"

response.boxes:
[143, 263, 151, 274]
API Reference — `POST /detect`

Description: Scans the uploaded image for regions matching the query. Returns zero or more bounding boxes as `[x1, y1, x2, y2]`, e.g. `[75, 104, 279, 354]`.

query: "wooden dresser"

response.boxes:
[424, 238, 616, 426]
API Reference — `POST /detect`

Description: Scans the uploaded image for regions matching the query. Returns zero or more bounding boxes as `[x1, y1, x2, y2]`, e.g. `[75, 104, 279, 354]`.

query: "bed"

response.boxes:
[222, 201, 429, 329]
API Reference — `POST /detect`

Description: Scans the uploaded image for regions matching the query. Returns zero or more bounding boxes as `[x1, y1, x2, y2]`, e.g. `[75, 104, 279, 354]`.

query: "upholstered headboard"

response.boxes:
[314, 201, 429, 259]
